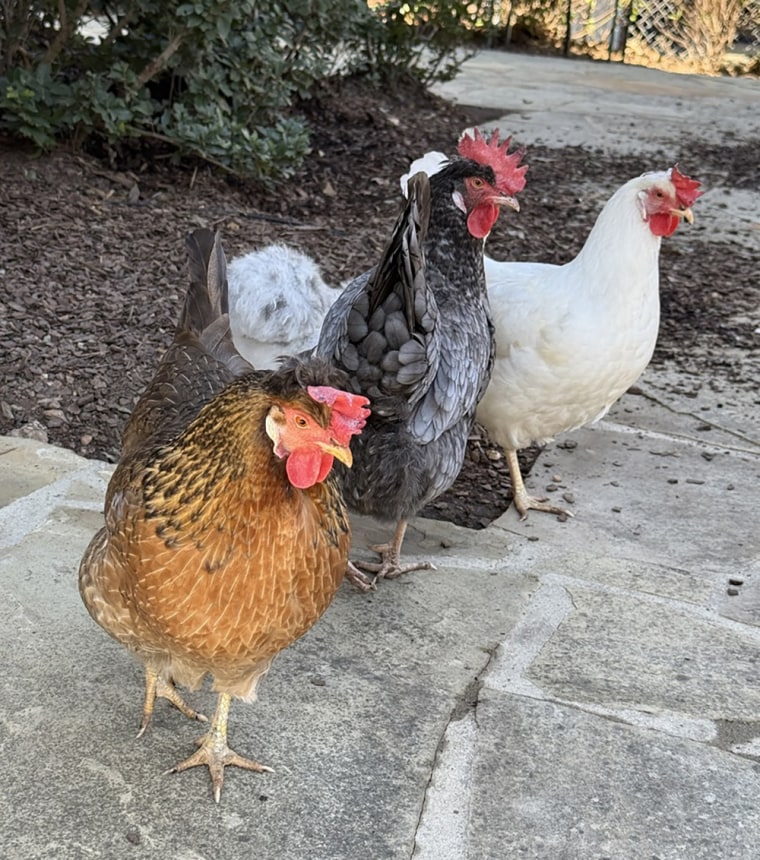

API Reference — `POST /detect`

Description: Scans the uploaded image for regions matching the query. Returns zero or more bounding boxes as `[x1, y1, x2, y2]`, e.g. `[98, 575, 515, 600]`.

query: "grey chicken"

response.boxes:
[317, 129, 528, 587]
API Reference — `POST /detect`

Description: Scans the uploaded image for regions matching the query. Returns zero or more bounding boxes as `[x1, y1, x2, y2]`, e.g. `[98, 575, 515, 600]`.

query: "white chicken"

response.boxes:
[477, 165, 703, 518]
[402, 154, 703, 517]
[227, 244, 341, 369]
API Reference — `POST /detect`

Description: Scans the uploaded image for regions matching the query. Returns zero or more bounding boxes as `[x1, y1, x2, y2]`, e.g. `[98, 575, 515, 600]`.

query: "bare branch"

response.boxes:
[134, 31, 185, 90]
[42, 0, 90, 65]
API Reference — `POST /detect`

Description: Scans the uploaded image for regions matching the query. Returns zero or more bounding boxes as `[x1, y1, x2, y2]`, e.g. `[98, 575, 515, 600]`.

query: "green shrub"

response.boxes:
[0, 0, 482, 182]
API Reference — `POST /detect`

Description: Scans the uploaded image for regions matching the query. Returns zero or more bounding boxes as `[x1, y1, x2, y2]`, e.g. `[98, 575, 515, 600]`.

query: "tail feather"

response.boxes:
[119, 228, 251, 458]
[181, 228, 252, 375]
[368, 171, 430, 320]
[179, 229, 228, 336]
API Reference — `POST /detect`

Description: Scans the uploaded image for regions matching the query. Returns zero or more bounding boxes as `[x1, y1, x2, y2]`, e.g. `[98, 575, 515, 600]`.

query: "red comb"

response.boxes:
[457, 128, 528, 195]
[670, 165, 703, 207]
[307, 386, 371, 442]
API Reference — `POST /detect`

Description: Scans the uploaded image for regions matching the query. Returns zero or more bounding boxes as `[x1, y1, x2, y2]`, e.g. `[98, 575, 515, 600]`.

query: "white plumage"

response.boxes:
[477, 167, 701, 518]
[227, 244, 341, 369]
[399, 150, 448, 197]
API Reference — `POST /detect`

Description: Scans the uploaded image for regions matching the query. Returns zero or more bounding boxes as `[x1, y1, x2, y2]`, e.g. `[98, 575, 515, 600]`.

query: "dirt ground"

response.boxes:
[1, 74, 758, 528]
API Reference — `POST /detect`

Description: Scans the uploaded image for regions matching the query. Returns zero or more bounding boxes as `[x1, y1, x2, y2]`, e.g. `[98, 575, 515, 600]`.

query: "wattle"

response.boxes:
[648, 212, 679, 238]
[285, 449, 333, 488]
[467, 203, 499, 239]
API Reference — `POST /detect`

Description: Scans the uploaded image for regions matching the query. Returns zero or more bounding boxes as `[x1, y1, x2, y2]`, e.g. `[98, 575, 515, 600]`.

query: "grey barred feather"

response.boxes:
[316, 162, 497, 521]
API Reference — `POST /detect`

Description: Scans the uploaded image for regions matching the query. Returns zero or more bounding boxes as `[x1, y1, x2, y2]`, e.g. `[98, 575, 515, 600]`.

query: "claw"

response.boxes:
[168, 692, 271, 803]
[345, 562, 377, 593]
[348, 518, 434, 584]
[506, 449, 575, 522]
[351, 556, 436, 581]
[138, 668, 207, 738]
[513, 492, 575, 521]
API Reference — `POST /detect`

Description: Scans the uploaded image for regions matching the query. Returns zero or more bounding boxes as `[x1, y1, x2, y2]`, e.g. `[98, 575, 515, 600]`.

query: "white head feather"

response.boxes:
[399, 150, 449, 198]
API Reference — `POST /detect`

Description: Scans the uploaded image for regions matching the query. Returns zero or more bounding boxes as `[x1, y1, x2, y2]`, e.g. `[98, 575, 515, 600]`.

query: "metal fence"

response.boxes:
[566, 0, 760, 63]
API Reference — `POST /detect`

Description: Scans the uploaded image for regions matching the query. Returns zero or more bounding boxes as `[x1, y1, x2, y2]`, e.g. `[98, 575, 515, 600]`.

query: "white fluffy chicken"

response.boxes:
[477, 165, 703, 518]
[227, 244, 341, 369]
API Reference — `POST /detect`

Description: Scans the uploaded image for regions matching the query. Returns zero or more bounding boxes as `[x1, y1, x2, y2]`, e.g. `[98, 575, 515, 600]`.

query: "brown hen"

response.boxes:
[78, 228, 369, 802]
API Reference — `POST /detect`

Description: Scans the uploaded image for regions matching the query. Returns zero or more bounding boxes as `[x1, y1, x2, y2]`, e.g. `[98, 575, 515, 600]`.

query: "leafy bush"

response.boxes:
[350, 1, 493, 86]
[0, 0, 482, 182]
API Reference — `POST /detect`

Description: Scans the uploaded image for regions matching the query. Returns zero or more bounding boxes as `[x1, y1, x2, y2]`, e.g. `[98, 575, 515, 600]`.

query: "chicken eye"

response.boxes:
[471, 178, 484, 189]
[295, 415, 309, 428]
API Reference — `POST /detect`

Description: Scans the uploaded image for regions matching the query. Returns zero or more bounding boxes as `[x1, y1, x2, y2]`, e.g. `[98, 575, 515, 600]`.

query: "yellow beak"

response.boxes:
[320, 441, 353, 468]
[492, 194, 520, 212]
[670, 206, 694, 224]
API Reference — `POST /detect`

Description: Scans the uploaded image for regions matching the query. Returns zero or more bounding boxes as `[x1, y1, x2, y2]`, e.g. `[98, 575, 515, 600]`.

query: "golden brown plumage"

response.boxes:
[78, 229, 369, 802]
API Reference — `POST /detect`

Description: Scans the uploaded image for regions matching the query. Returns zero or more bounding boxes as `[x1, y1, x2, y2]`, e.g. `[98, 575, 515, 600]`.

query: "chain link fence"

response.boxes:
[564, 0, 760, 68]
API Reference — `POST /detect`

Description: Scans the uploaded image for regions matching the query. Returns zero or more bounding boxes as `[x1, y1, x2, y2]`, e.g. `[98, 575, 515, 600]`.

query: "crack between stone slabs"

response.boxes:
[598, 417, 760, 459]
[542, 571, 760, 643]
[0, 472, 83, 550]
[617, 387, 760, 452]
[409, 643, 499, 860]
[713, 718, 760, 760]
[517, 694, 760, 763]
[485, 578, 576, 699]
[487, 571, 760, 747]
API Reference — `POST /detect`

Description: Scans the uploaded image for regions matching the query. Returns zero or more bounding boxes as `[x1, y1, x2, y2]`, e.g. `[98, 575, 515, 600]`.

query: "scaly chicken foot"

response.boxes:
[344, 562, 377, 593]
[507, 450, 574, 521]
[169, 692, 273, 803]
[350, 520, 436, 585]
[137, 665, 207, 738]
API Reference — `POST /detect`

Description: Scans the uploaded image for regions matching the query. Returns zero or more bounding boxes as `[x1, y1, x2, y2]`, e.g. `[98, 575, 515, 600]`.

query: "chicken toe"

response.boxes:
[344, 562, 376, 593]
[512, 489, 574, 521]
[351, 520, 436, 583]
[169, 693, 272, 803]
[137, 666, 207, 737]
[507, 450, 574, 521]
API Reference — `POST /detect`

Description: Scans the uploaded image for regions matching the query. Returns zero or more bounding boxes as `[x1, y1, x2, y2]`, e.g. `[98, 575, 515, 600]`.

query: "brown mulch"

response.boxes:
[1, 75, 758, 529]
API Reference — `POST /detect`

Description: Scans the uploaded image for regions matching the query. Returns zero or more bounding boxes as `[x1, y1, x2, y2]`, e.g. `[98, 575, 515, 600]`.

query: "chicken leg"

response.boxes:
[350, 519, 435, 586]
[137, 664, 207, 737]
[169, 692, 273, 803]
[507, 450, 574, 521]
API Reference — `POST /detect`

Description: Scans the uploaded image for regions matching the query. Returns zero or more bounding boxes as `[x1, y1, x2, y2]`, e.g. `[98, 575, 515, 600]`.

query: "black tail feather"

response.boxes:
[179, 229, 228, 336]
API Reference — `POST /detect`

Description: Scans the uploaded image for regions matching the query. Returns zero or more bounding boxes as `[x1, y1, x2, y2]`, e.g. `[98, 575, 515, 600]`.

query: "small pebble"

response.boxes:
[562, 492, 575, 504]
[552, 474, 562, 482]
[310, 675, 326, 687]
[686, 479, 705, 485]
[611, 506, 622, 513]
[729, 577, 744, 586]
[727, 587, 739, 596]
[527, 535, 540, 542]
[667, 478, 678, 484]
[701, 452, 715, 461]
[546, 484, 558, 493]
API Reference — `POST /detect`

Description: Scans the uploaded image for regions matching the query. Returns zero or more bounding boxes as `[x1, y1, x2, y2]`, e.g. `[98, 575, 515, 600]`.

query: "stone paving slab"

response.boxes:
[0, 436, 535, 859]
[467, 692, 760, 860]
